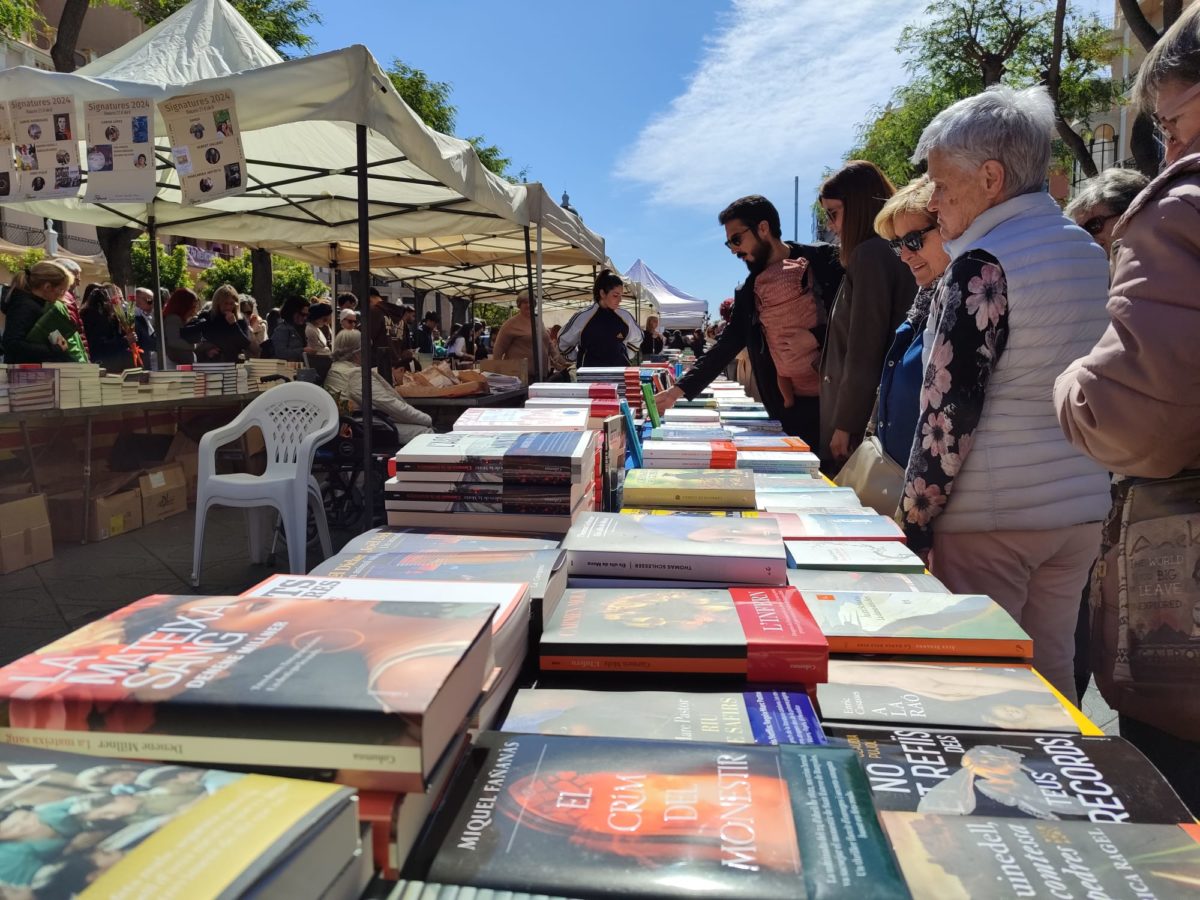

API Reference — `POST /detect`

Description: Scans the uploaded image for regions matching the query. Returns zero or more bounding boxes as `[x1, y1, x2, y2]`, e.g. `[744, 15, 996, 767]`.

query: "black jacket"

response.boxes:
[676, 242, 844, 420]
[1, 288, 73, 364]
[196, 311, 252, 363]
[82, 306, 133, 370]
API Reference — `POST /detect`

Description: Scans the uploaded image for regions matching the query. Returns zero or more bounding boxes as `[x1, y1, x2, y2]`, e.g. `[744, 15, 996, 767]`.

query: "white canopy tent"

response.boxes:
[623, 259, 708, 328]
[0, 0, 605, 524]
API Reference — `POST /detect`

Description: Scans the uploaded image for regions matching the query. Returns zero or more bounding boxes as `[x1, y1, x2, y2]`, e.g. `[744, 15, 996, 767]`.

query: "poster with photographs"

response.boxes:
[0, 101, 15, 201]
[159, 88, 246, 206]
[83, 97, 155, 203]
[9, 95, 81, 200]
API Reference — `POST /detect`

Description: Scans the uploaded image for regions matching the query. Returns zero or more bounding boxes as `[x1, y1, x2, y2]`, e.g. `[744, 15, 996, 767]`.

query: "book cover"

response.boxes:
[732, 436, 811, 452]
[780, 513, 906, 542]
[387, 507, 585, 536]
[0, 594, 495, 789]
[661, 407, 719, 423]
[647, 427, 733, 442]
[797, 591, 1031, 658]
[641, 382, 661, 427]
[786, 569, 949, 593]
[881, 813, 1200, 899]
[340, 528, 561, 555]
[540, 586, 827, 681]
[0, 743, 355, 898]
[622, 468, 756, 509]
[453, 407, 591, 432]
[642, 440, 737, 469]
[817, 660, 1087, 733]
[563, 512, 787, 584]
[393, 432, 593, 481]
[736, 451, 821, 473]
[786, 540, 927, 573]
[425, 733, 907, 899]
[824, 726, 1193, 823]
[503, 688, 826, 745]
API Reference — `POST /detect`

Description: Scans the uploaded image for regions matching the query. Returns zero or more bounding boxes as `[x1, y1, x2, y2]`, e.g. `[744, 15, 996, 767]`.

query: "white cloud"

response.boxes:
[615, 0, 925, 210]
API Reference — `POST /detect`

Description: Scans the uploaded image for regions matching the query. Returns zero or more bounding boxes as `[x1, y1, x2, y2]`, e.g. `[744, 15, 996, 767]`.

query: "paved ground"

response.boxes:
[0, 507, 1118, 734]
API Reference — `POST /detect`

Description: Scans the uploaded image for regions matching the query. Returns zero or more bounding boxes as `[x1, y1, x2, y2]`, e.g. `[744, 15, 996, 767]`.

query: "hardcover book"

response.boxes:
[392, 432, 594, 482]
[424, 733, 907, 899]
[563, 512, 787, 584]
[816, 660, 1096, 734]
[0, 744, 357, 898]
[0, 594, 496, 790]
[881, 813, 1200, 898]
[540, 586, 827, 681]
[452, 407, 591, 432]
[779, 513, 906, 542]
[785, 540, 927, 573]
[786, 569, 949, 593]
[796, 591, 1032, 658]
[622, 468, 756, 509]
[503, 688, 826, 745]
[824, 726, 1193, 823]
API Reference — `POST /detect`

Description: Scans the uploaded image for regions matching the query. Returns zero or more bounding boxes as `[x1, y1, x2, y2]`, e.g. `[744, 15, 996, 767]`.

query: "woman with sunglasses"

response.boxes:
[818, 161, 917, 471]
[872, 178, 950, 475]
[1064, 168, 1149, 258]
[1055, 5, 1200, 813]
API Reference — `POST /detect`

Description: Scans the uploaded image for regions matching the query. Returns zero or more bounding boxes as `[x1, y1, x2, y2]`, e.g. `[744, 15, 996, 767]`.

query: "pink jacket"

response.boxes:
[1055, 147, 1200, 477]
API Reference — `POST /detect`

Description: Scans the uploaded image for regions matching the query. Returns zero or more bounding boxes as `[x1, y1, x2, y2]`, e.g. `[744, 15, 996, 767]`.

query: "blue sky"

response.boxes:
[310, 0, 1109, 313]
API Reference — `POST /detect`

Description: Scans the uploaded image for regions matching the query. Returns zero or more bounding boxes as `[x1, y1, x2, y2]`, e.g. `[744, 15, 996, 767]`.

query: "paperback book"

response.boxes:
[0, 594, 496, 790]
[540, 586, 827, 681]
[641, 440, 737, 469]
[423, 733, 908, 899]
[0, 744, 357, 898]
[786, 540, 927, 573]
[736, 450, 821, 473]
[824, 726, 1193, 823]
[503, 688, 826, 745]
[563, 512, 787, 584]
[392, 432, 595, 483]
[786, 569, 949, 593]
[622, 468, 756, 509]
[796, 591, 1032, 658]
[816, 660, 1096, 734]
[452, 407, 591, 432]
[779, 513, 906, 542]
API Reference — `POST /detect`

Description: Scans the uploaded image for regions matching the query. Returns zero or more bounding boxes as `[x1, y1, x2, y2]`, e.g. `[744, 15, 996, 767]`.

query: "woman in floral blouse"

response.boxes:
[901, 85, 1112, 703]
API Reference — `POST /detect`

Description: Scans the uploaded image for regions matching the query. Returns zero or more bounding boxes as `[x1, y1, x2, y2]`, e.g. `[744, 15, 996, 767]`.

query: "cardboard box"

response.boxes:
[138, 462, 188, 524]
[165, 431, 200, 506]
[0, 493, 54, 574]
[48, 482, 143, 544]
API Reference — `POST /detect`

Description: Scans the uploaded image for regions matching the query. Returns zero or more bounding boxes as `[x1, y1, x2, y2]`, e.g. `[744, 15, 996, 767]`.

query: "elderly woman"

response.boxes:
[1064, 168, 1150, 258]
[324, 329, 433, 445]
[1055, 5, 1200, 811]
[901, 85, 1111, 704]
[871, 177, 950, 473]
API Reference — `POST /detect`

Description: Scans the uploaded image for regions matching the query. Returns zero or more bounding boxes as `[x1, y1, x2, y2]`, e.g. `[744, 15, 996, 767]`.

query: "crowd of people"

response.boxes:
[652, 6, 1200, 812]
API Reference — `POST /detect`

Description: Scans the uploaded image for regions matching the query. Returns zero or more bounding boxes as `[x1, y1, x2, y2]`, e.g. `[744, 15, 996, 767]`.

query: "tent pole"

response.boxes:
[535, 223, 544, 380]
[523, 227, 543, 382]
[356, 124, 374, 533]
[147, 215, 165, 369]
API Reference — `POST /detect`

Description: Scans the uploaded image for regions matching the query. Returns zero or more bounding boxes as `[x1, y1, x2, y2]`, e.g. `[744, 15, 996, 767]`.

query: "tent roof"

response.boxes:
[0, 0, 603, 272]
[623, 258, 708, 327]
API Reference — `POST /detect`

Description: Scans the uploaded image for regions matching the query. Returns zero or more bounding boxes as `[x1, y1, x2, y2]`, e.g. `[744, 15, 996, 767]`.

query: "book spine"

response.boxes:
[823, 636, 1033, 659]
[538, 654, 746, 674]
[567, 551, 784, 584]
[623, 487, 755, 508]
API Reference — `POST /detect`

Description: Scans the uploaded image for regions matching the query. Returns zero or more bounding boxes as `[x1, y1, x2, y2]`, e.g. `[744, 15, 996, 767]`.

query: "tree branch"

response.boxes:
[1118, 0, 1160, 52]
[50, 0, 88, 72]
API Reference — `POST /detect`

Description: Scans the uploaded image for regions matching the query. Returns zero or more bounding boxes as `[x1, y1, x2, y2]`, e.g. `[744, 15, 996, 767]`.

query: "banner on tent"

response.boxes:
[7, 95, 81, 201]
[0, 102, 14, 201]
[83, 98, 155, 204]
[159, 89, 247, 206]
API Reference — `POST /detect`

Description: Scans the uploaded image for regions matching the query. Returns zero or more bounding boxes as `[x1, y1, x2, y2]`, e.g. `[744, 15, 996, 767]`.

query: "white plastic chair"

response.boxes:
[191, 382, 338, 585]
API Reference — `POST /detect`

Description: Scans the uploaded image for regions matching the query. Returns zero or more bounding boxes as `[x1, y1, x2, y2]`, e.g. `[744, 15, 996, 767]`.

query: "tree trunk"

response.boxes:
[980, 57, 1005, 87]
[411, 287, 427, 316]
[1118, 0, 1161, 52]
[50, 0, 89, 72]
[1056, 118, 1099, 179]
[1129, 112, 1161, 175]
[95, 226, 138, 289]
[1045, 0, 1098, 181]
[449, 297, 470, 330]
[1163, 0, 1183, 31]
[250, 249, 273, 310]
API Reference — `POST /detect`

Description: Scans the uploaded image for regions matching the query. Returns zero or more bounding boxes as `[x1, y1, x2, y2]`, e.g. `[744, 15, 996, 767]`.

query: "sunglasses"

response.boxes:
[724, 227, 754, 250]
[889, 224, 937, 256]
[1080, 214, 1115, 237]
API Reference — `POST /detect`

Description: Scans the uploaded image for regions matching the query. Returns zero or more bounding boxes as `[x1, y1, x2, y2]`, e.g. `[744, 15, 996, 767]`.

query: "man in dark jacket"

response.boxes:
[655, 195, 843, 448]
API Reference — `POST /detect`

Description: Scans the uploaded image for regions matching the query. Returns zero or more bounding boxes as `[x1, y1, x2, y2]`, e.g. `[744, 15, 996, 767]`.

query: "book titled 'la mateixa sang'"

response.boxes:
[503, 687, 826, 745]
[422, 732, 908, 899]
[0, 742, 358, 899]
[0, 593, 498, 791]
[540, 586, 827, 681]
[563, 512, 787, 584]
[824, 726, 1193, 823]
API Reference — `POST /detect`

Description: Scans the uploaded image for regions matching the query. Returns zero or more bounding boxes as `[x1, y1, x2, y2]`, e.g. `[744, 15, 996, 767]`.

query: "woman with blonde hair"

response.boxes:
[2, 261, 78, 363]
[195, 283, 251, 362]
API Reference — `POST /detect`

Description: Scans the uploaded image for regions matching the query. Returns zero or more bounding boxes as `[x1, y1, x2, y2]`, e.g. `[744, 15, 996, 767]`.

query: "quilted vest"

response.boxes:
[934, 192, 1112, 533]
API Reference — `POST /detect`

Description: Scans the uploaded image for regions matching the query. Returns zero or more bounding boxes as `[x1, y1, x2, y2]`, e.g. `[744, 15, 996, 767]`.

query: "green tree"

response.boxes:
[386, 58, 513, 179]
[0, 0, 41, 40]
[130, 239, 192, 292]
[200, 251, 323, 303]
[201, 252, 253, 297]
[850, 79, 961, 187]
[0, 246, 45, 278]
[472, 301, 515, 328]
[114, 0, 319, 57]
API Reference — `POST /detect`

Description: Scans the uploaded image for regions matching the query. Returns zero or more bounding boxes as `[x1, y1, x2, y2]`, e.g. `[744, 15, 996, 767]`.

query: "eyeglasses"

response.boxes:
[889, 224, 937, 256]
[724, 227, 754, 249]
[1080, 213, 1116, 237]
[1153, 80, 1200, 140]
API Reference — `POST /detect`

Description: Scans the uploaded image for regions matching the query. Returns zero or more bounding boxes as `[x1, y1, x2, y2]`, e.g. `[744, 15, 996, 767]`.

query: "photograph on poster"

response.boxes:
[224, 161, 241, 188]
[214, 108, 233, 137]
[31, 176, 44, 190]
[134, 153, 148, 168]
[132, 115, 148, 142]
[199, 176, 213, 192]
[205, 147, 220, 165]
[16, 145, 37, 170]
[54, 114, 71, 140]
[87, 144, 114, 171]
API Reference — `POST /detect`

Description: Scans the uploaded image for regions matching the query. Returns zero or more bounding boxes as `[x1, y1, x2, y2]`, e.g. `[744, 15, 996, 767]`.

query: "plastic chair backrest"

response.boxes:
[241, 381, 339, 472]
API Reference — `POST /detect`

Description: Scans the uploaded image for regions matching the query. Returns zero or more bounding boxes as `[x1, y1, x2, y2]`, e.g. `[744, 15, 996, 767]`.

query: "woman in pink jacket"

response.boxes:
[1055, 5, 1200, 813]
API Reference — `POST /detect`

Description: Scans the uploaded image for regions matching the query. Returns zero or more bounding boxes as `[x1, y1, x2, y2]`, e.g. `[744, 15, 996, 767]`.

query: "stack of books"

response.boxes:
[453, 407, 591, 433]
[0, 369, 8, 413]
[193, 361, 239, 395]
[736, 449, 822, 474]
[661, 406, 720, 425]
[641, 439, 737, 469]
[523, 396, 621, 426]
[246, 358, 300, 391]
[527, 381, 620, 402]
[42, 362, 102, 409]
[385, 431, 599, 534]
[7, 365, 58, 411]
[148, 368, 199, 399]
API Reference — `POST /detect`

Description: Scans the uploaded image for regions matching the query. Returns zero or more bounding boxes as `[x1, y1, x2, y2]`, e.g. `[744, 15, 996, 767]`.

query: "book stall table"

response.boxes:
[0, 393, 256, 545]
[404, 386, 529, 432]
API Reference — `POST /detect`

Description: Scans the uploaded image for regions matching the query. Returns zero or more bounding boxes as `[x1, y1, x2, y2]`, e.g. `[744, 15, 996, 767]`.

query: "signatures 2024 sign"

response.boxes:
[159, 89, 246, 206]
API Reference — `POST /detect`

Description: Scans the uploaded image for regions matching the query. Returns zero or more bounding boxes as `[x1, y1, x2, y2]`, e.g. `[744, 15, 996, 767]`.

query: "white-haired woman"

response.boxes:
[324, 328, 433, 444]
[1055, 5, 1200, 812]
[900, 85, 1111, 704]
[1064, 168, 1150, 258]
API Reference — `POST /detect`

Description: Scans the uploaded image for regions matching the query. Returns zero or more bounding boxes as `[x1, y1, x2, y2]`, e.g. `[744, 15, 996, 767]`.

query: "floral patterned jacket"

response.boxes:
[899, 250, 1010, 552]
